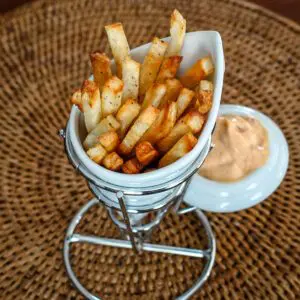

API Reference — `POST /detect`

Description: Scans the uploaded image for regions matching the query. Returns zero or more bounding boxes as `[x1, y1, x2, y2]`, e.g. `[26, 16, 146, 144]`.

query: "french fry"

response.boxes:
[139, 37, 168, 97]
[103, 152, 124, 171]
[195, 80, 213, 114]
[122, 57, 140, 102]
[156, 122, 190, 153]
[122, 158, 143, 174]
[199, 79, 213, 91]
[157, 110, 205, 152]
[159, 78, 182, 108]
[86, 143, 107, 164]
[98, 131, 119, 152]
[105, 23, 130, 78]
[165, 9, 186, 57]
[188, 95, 200, 111]
[116, 98, 141, 138]
[176, 88, 195, 119]
[81, 80, 102, 132]
[118, 106, 159, 156]
[158, 132, 197, 168]
[136, 141, 159, 166]
[141, 83, 167, 110]
[71, 89, 83, 111]
[83, 115, 120, 149]
[140, 102, 177, 144]
[90, 52, 112, 89]
[156, 56, 182, 83]
[182, 110, 206, 133]
[180, 56, 214, 88]
[102, 76, 124, 117]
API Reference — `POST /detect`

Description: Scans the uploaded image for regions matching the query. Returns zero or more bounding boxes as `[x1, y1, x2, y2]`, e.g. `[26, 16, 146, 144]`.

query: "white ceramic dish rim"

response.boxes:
[68, 31, 225, 187]
[183, 104, 289, 212]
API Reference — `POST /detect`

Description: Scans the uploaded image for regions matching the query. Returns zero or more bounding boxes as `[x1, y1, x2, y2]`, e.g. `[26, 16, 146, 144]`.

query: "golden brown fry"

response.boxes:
[71, 89, 83, 111]
[98, 131, 119, 152]
[105, 23, 130, 78]
[81, 80, 102, 132]
[86, 143, 107, 164]
[103, 152, 124, 171]
[159, 78, 182, 108]
[158, 132, 197, 168]
[139, 37, 168, 97]
[157, 110, 205, 153]
[140, 102, 177, 144]
[84, 115, 120, 149]
[90, 52, 112, 89]
[189, 96, 199, 111]
[118, 106, 159, 156]
[195, 80, 213, 114]
[196, 92, 212, 114]
[141, 83, 166, 110]
[176, 88, 195, 119]
[180, 56, 214, 88]
[156, 122, 190, 153]
[156, 56, 183, 83]
[135, 141, 159, 166]
[122, 158, 143, 174]
[102, 76, 123, 117]
[182, 110, 206, 133]
[81, 80, 99, 105]
[122, 57, 140, 102]
[199, 79, 213, 91]
[165, 9, 186, 57]
[116, 98, 141, 138]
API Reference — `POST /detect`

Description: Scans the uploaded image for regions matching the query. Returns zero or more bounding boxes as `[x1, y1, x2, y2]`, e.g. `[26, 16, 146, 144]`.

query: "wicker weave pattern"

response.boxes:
[0, 0, 299, 299]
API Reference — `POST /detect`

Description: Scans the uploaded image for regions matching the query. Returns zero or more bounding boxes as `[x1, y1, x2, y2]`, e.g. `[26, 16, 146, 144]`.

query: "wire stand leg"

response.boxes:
[116, 191, 139, 253]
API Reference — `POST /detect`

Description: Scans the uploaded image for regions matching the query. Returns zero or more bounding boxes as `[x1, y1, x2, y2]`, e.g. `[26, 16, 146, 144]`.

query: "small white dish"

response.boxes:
[184, 104, 289, 213]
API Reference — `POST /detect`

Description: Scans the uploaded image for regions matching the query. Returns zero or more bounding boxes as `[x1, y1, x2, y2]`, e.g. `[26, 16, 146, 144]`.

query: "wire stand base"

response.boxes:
[60, 127, 215, 299]
[63, 198, 216, 300]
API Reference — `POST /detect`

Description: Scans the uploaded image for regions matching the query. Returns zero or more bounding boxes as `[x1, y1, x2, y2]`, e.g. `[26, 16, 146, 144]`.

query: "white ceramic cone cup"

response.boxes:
[67, 31, 225, 212]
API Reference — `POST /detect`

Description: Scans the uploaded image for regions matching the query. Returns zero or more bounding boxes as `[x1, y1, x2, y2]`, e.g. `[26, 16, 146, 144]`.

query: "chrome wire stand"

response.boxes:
[60, 126, 216, 300]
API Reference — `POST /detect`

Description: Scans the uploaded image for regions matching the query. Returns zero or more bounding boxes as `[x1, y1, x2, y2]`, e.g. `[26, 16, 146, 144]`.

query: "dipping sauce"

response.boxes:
[199, 115, 269, 182]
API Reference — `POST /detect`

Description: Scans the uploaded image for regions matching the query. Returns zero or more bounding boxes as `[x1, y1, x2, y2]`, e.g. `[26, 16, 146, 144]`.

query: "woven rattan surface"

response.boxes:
[1, 0, 300, 299]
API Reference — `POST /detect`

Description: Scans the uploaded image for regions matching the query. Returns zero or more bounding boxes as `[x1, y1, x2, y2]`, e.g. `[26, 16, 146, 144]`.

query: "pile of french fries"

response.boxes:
[71, 9, 214, 174]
